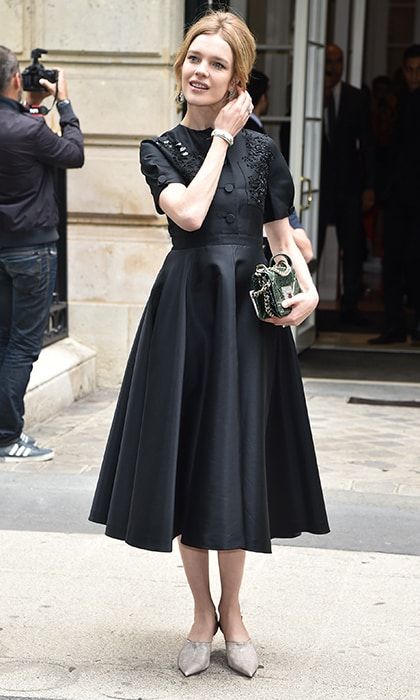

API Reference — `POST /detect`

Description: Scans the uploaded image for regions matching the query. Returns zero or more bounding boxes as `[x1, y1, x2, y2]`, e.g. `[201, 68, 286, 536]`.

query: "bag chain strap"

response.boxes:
[253, 270, 276, 317]
[263, 289, 276, 317]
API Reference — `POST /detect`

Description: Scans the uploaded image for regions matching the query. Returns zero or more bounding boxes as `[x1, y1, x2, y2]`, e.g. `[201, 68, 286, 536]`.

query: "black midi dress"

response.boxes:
[89, 124, 330, 553]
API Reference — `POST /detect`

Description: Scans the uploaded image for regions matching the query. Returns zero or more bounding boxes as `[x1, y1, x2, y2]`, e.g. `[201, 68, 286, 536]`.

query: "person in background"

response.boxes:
[0, 46, 84, 462]
[365, 76, 397, 258]
[246, 68, 313, 264]
[369, 45, 420, 345]
[244, 67, 268, 134]
[319, 44, 375, 326]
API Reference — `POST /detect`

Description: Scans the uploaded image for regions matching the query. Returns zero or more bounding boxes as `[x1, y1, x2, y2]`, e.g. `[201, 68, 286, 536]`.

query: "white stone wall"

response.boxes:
[2, 0, 184, 385]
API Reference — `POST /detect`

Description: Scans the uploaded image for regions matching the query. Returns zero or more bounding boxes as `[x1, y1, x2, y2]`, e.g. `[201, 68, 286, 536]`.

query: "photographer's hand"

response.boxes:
[39, 69, 68, 101]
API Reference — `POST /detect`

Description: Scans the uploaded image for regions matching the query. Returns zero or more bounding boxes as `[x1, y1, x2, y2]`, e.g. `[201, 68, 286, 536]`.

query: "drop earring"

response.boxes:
[176, 91, 185, 104]
[228, 88, 235, 99]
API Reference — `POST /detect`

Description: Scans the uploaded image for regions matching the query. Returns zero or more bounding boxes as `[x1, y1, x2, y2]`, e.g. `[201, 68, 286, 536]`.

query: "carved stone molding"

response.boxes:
[68, 213, 163, 228]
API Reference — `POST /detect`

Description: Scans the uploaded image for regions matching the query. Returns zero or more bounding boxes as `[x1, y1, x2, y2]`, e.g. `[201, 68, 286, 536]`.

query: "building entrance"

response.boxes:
[189, 0, 420, 353]
[316, 0, 420, 352]
[234, 0, 420, 353]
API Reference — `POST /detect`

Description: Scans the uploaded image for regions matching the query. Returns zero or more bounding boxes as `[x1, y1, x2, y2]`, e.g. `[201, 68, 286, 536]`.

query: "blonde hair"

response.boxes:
[173, 10, 256, 95]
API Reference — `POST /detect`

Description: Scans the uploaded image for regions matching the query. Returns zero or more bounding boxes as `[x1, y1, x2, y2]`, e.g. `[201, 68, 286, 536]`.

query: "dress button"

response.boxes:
[225, 213, 236, 224]
[157, 175, 167, 184]
[224, 183, 234, 193]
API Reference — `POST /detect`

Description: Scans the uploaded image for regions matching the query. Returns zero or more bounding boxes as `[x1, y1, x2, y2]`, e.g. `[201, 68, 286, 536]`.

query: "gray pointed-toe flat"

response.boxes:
[178, 639, 212, 676]
[225, 639, 259, 677]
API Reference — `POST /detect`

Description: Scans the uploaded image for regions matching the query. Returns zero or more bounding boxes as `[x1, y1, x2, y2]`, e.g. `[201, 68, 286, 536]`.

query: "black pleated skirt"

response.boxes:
[89, 241, 330, 552]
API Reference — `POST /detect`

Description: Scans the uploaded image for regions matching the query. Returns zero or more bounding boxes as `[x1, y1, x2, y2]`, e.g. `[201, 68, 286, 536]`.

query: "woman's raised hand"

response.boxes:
[214, 88, 253, 138]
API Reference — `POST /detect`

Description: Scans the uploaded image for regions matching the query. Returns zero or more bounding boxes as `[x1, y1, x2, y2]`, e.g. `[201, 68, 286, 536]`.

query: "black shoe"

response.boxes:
[340, 309, 370, 327]
[411, 329, 420, 345]
[368, 329, 407, 345]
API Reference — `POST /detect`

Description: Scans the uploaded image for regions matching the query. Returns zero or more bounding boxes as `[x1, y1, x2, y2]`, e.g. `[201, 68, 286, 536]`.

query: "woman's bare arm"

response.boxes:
[159, 137, 229, 231]
[159, 89, 252, 231]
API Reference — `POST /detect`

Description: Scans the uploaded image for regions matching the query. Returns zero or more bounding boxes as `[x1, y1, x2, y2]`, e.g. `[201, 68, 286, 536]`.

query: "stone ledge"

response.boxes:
[25, 338, 97, 429]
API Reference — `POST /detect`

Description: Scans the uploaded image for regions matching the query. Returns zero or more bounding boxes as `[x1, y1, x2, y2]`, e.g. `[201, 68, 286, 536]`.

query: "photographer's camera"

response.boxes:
[22, 48, 58, 92]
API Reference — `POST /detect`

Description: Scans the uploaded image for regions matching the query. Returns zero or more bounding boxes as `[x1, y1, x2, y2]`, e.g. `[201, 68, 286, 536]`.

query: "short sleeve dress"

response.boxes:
[89, 124, 330, 552]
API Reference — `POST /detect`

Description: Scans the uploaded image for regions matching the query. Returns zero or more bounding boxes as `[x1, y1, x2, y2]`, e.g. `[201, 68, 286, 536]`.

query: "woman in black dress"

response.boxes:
[90, 10, 329, 678]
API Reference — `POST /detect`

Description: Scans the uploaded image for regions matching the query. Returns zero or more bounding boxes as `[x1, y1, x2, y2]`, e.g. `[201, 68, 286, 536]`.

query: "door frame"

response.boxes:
[289, 0, 328, 352]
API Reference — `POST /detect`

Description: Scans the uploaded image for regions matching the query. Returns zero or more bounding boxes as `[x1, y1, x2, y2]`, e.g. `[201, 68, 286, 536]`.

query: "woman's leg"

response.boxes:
[217, 549, 250, 642]
[178, 539, 218, 642]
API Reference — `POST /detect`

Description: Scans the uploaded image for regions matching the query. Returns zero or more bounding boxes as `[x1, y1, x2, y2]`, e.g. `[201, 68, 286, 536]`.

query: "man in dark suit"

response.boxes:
[319, 44, 375, 325]
[369, 44, 420, 345]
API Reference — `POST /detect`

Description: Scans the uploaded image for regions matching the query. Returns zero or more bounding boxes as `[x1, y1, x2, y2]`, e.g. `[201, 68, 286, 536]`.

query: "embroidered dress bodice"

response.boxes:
[140, 124, 294, 248]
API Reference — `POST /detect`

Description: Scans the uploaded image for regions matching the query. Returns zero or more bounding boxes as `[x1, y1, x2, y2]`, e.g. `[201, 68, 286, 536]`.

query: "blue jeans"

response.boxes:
[0, 242, 57, 446]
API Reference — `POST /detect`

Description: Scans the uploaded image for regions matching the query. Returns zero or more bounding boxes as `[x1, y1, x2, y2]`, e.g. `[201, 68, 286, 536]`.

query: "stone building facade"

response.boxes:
[2, 0, 185, 388]
[7, 0, 419, 416]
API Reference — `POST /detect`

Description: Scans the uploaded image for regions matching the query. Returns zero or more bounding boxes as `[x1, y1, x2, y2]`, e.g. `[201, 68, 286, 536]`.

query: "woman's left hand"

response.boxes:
[264, 288, 319, 327]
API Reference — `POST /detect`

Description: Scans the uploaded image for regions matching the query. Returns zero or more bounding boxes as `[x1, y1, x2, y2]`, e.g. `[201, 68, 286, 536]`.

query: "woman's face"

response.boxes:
[181, 32, 235, 107]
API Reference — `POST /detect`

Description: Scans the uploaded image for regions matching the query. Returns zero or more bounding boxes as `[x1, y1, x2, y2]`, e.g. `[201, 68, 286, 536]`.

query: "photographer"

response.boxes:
[0, 45, 84, 462]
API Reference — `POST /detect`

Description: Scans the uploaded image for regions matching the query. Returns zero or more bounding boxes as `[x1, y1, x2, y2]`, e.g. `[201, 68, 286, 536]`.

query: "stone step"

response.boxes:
[25, 337, 96, 428]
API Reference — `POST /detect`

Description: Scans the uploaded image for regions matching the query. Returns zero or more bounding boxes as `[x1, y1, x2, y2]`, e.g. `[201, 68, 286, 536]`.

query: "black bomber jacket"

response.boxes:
[0, 96, 84, 247]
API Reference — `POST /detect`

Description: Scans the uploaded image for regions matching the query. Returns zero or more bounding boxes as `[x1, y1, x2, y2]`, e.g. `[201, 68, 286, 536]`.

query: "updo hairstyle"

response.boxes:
[173, 11, 256, 96]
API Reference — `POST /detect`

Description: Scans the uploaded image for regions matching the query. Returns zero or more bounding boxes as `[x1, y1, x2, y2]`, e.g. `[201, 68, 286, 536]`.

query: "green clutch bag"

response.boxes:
[249, 253, 301, 321]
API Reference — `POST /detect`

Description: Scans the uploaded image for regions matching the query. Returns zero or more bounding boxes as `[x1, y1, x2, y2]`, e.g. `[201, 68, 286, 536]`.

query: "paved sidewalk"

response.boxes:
[305, 379, 420, 498]
[3, 379, 419, 499]
[1, 531, 419, 700]
[0, 379, 419, 699]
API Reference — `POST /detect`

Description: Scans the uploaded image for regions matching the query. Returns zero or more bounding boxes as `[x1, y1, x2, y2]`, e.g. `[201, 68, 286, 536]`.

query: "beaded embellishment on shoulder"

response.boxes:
[241, 131, 274, 207]
[155, 136, 203, 183]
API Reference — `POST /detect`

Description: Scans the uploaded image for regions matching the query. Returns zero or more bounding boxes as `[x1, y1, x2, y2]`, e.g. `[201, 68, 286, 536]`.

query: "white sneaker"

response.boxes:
[0, 438, 54, 462]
